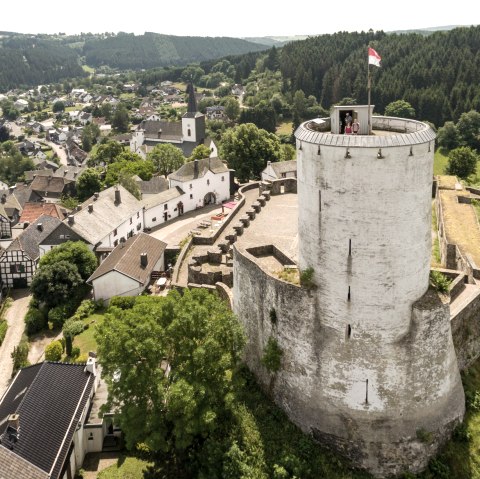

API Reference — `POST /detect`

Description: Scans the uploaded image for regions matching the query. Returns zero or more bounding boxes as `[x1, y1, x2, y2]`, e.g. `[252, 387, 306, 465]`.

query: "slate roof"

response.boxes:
[39, 222, 87, 246]
[88, 232, 167, 284]
[0, 362, 95, 479]
[139, 120, 183, 141]
[136, 176, 169, 196]
[169, 157, 229, 182]
[0, 190, 24, 216]
[270, 160, 297, 176]
[6, 215, 63, 260]
[66, 185, 141, 246]
[141, 187, 184, 210]
[19, 202, 67, 224]
[0, 441, 49, 479]
[30, 176, 73, 195]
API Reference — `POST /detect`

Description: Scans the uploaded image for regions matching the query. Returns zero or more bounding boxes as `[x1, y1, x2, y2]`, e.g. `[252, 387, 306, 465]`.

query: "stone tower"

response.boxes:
[182, 82, 205, 144]
[233, 108, 465, 477]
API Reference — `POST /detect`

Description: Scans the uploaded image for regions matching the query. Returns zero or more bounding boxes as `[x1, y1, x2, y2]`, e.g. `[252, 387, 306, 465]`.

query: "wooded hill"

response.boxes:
[276, 26, 480, 126]
[0, 35, 86, 91]
[83, 32, 269, 69]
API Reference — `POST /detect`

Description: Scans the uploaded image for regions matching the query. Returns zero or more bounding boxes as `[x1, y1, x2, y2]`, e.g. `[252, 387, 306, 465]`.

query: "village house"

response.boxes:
[0, 204, 12, 239]
[168, 157, 232, 212]
[0, 215, 72, 288]
[0, 358, 111, 479]
[30, 175, 76, 202]
[142, 187, 185, 230]
[87, 233, 167, 302]
[206, 105, 227, 121]
[135, 176, 169, 199]
[261, 160, 297, 181]
[14, 99, 29, 111]
[64, 185, 144, 256]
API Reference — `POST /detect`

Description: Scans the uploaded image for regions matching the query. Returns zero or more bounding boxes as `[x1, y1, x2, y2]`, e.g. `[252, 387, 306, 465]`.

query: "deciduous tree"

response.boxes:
[446, 146, 479, 179]
[76, 168, 102, 201]
[146, 143, 185, 176]
[384, 100, 416, 119]
[95, 289, 245, 452]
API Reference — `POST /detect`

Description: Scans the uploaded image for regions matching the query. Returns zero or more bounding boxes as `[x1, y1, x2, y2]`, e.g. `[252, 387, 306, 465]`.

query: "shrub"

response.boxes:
[48, 304, 73, 329]
[11, 334, 29, 374]
[74, 353, 89, 364]
[452, 422, 470, 442]
[430, 271, 451, 294]
[63, 318, 85, 356]
[70, 346, 81, 359]
[416, 428, 433, 443]
[74, 299, 96, 320]
[300, 267, 315, 288]
[428, 457, 450, 479]
[24, 306, 48, 335]
[261, 337, 283, 373]
[45, 340, 63, 361]
[0, 321, 7, 346]
[109, 296, 136, 310]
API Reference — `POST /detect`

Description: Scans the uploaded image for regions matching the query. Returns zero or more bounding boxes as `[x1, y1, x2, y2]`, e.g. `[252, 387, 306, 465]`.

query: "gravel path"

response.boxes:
[0, 290, 31, 397]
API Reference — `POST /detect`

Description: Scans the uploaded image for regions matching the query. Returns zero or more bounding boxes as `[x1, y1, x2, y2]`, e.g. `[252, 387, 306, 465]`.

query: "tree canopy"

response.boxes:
[188, 144, 211, 162]
[220, 123, 281, 182]
[76, 168, 102, 201]
[146, 143, 185, 176]
[384, 100, 416, 119]
[446, 146, 479, 179]
[0, 141, 35, 185]
[96, 289, 245, 452]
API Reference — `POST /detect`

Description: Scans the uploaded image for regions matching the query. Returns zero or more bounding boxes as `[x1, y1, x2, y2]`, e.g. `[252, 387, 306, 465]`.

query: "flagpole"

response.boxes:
[367, 53, 371, 135]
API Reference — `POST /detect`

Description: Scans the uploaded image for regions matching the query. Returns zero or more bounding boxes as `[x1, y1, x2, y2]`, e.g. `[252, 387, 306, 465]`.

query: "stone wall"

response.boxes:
[452, 292, 480, 370]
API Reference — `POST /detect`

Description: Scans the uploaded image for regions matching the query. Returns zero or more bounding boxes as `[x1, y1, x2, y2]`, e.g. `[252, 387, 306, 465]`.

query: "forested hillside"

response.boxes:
[0, 36, 85, 91]
[83, 32, 269, 69]
[277, 27, 480, 126]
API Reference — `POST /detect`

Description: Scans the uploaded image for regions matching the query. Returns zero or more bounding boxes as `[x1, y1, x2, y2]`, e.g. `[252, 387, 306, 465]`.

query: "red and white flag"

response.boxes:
[368, 47, 381, 67]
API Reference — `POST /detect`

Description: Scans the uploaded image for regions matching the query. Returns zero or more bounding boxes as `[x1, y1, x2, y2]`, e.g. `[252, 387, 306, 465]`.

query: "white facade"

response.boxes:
[182, 116, 197, 141]
[169, 169, 229, 212]
[143, 191, 185, 230]
[97, 208, 144, 249]
[91, 255, 163, 301]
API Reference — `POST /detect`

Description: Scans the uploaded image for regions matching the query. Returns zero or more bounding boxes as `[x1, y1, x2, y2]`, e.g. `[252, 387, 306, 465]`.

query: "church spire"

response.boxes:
[186, 82, 197, 113]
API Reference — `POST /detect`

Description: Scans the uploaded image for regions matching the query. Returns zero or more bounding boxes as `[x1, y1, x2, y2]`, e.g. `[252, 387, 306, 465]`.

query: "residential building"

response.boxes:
[142, 187, 184, 230]
[261, 160, 297, 181]
[64, 185, 144, 254]
[14, 99, 29, 111]
[168, 157, 232, 212]
[0, 359, 104, 479]
[88, 233, 167, 302]
[135, 176, 169, 199]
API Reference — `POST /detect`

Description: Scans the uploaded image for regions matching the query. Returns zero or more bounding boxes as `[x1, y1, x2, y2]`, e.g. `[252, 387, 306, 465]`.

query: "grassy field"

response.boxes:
[82, 65, 95, 74]
[276, 121, 293, 136]
[434, 148, 449, 176]
[119, 93, 135, 100]
[97, 455, 153, 479]
[73, 313, 105, 355]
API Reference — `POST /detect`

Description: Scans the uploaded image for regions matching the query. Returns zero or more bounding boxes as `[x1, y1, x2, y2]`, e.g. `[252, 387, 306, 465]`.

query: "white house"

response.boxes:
[64, 185, 144, 253]
[261, 160, 297, 181]
[14, 99, 29, 111]
[168, 157, 231, 212]
[88, 233, 167, 302]
[142, 187, 185, 230]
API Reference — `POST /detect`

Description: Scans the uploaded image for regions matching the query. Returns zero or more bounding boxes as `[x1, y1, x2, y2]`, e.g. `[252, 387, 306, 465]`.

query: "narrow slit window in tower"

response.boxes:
[348, 239, 352, 256]
[319, 190, 322, 211]
[346, 324, 352, 340]
[347, 286, 351, 302]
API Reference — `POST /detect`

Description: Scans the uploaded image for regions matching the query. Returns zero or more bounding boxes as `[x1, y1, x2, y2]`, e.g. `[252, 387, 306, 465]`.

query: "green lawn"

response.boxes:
[276, 121, 293, 136]
[73, 313, 105, 355]
[119, 93, 135, 100]
[97, 455, 153, 479]
[434, 148, 449, 176]
[82, 65, 95, 74]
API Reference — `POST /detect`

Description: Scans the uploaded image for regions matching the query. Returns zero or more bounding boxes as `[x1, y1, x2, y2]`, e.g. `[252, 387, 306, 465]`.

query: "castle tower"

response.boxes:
[233, 107, 465, 477]
[182, 83, 205, 144]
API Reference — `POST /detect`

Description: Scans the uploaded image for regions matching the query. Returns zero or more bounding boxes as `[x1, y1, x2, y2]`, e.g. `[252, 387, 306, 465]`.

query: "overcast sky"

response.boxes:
[1, 1, 477, 38]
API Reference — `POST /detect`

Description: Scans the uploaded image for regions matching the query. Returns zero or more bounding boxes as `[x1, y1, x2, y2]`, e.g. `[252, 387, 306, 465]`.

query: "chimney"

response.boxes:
[194, 159, 199, 178]
[23, 221, 30, 229]
[114, 188, 121, 204]
[140, 252, 148, 267]
[36, 223, 43, 231]
[7, 414, 20, 432]
[88, 203, 93, 213]
[68, 214, 74, 225]
[84, 357, 96, 376]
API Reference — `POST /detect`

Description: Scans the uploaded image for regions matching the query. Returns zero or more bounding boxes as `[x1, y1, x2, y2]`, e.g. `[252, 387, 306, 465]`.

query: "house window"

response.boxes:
[281, 173, 286, 178]
[113, 229, 118, 236]
[114, 240, 118, 247]
[59, 234, 70, 240]
[130, 218, 133, 224]
[188, 128, 191, 136]
[152, 217, 157, 222]
[207, 179, 210, 186]
[190, 194, 193, 199]
[137, 212, 140, 218]
[10, 264, 25, 274]
[221, 176, 224, 182]
[189, 184, 192, 189]
[136, 223, 142, 231]
[164, 204, 168, 210]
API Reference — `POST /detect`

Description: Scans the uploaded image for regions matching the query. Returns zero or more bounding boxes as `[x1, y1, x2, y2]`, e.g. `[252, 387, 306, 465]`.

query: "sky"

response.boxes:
[1, 1, 478, 38]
